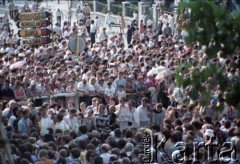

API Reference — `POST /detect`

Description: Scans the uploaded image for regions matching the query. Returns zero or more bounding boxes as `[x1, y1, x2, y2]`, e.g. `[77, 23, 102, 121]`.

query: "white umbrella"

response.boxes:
[10, 61, 27, 70]
[147, 66, 167, 77]
[155, 69, 173, 80]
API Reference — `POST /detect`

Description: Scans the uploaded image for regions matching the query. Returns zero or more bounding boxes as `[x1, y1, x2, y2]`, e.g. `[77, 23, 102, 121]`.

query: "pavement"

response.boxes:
[0, 1, 125, 42]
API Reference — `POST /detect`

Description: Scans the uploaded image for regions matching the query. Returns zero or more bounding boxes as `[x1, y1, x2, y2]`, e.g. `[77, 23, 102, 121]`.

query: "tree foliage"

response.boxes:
[176, 0, 240, 112]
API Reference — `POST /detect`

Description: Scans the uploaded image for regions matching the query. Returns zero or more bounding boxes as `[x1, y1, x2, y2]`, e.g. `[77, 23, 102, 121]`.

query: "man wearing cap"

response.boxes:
[78, 74, 93, 105]
[77, 74, 91, 95]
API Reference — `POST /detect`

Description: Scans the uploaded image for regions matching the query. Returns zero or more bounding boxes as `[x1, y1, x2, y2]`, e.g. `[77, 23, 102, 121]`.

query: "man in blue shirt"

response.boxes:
[18, 107, 31, 136]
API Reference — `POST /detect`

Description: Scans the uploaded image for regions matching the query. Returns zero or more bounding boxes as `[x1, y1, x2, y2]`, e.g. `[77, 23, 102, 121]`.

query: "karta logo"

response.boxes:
[142, 128, 239, 163]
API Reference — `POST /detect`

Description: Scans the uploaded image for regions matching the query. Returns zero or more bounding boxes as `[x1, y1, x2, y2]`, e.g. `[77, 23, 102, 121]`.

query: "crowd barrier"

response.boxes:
[26, 92, 146, 110]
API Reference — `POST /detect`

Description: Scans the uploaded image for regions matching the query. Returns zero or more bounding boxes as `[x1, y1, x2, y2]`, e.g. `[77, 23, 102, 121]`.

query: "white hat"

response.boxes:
[26, 50, 32, 54]
[204, 129, 214, 137]
[30, 80, 36, 86]
[18, 53, 25, 57]
[40, 129, 49, 136]
[82, 74, 88, 80]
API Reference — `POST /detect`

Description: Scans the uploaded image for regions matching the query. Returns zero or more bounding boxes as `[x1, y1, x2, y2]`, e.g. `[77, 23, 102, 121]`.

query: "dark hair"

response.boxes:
[150, 124, 161, 132]
[71, 148, 80, 159]
[107, 139, 118, 149]
[79, 125, 87, 134]
[61, 135, 71, 144]
[184, 124, 194, 132]
[170, 131, 182, 143]
[79, 140, 87, 150]
[174, 119, 183, 127]
[118, 139, 126, 149]
[57, 113, 64, 122]
[224, 120, 231, 129]
[19, 158, 30, 164]
[125, 129, 133, 138]
[86, 150, 95, 162]
[192, 120, 202, 130]
[114, 128, 122, 138]
[203, 115, 212, 124]
[70, 131, 78, 140]
[175, 126, 183, 133]
[86, 143, 96, 151]
[56, 157, 66, 164]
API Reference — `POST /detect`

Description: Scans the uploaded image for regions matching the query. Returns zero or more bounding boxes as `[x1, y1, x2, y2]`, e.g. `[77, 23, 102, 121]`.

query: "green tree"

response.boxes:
[176, 0, 240, 112]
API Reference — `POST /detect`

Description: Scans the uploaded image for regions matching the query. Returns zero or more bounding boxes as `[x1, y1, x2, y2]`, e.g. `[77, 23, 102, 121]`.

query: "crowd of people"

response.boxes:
[0, 0, 240, 164]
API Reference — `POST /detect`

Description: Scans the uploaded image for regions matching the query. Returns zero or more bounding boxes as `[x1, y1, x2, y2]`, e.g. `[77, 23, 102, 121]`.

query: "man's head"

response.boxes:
[101, 144, 110, 153]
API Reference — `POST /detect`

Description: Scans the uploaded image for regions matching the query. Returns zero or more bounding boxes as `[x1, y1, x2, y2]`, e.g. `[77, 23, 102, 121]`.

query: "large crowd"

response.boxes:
[0, 0, 240, 164]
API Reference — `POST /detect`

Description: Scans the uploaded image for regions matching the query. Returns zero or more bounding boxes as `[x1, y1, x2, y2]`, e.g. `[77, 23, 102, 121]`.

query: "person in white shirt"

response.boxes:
[105, 11, 113, 31]
[128, 100, 140, 128]
[0, 27, 9, 44]
[100, 144, 111, 164]
[147, 19, 153, 27]
[116, 85, 126, 98]
[90, 20, 96, 47]
[40, 106, 53, 133]
[77, 10, 85, 24]
[55, 113, 69, 133]
[115, 97, 131, 130]
[104, 81, 116, 104]
[132, 11, 138, 25]
[53, 23, 62, 36]
[36, 78, 47, 96]
[63, 27, 71, 38]
[136, 97, 151, 127]
[100, 27, 108, 42]
[172, 84, 184, 105]
[141, 11, 148, 26]
[77, 74, 91, 96]
[63, 109, 78, 133]
[95, 16, 101, 33]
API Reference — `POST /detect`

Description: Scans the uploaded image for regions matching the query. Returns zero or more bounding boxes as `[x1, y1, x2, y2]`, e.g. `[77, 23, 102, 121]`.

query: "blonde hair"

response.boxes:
[89, 76, 96, 85]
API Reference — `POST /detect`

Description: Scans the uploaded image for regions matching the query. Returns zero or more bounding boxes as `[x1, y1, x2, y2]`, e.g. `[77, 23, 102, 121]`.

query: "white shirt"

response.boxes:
[136, 105, 150, 122]
[173, 87, 184, 104]
[96, 83, 107, 94]
[56, 10, 63, 17]
[100, 32, 108, 42]
[0, 31, 9, 41]
[78, 82, 91, 94]
[77, 12, 85, 20]
[133, 13, 138, 21]
[129, 108, 140, 128]
[55, 120, 69, 132]
[95, 19, 101, 28]
[53, 26, 62, 35]
[64, 115, 78, 133]
[116, 90, 126, 98]
[104, 86, 115, 97]
[100, 153, 111, 164]
[90, 24, 96, 33]
[40, 116, 53, 131]
[63, 30, 71, 37]
[115, 104, 130, 122]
